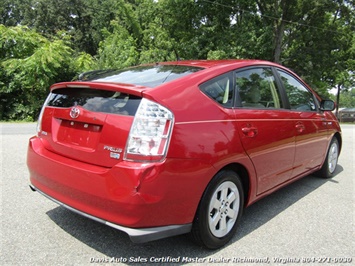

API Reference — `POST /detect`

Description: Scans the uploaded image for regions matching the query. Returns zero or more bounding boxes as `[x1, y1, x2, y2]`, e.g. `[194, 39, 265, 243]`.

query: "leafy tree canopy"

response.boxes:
[0, 0, 354, 120]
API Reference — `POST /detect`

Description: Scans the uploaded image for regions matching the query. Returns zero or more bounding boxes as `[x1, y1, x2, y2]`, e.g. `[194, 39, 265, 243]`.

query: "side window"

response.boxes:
[277, 70, 316, 111]
[236, 67, 283, 109]
[200, 73, 233, 107]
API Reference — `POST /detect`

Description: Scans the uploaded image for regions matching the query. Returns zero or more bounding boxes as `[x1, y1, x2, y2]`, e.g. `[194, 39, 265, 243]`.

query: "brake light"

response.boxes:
[124, 98, 174, 162]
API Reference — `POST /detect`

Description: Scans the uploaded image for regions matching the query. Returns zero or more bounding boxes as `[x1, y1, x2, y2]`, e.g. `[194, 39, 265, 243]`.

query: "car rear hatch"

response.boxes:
[37, 82, 144, 168]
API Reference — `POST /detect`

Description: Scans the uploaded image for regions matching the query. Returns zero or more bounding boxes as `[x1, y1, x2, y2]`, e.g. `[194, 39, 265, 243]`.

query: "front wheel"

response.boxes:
[316, 137, 339, 178]
[190, 170, 244, 249]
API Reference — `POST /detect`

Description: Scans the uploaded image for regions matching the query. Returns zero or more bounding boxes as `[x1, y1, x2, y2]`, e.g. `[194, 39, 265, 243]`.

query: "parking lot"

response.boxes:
[1, 123, 354, 265]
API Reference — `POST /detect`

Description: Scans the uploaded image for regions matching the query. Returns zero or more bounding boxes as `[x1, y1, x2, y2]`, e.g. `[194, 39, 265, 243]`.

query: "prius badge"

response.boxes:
[70, 104, 80, 119]
[104, 145, 123, 160]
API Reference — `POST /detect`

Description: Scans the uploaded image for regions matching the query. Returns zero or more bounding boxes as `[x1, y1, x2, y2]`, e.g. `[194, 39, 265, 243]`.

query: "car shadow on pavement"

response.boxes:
[46, 165, 343, 263]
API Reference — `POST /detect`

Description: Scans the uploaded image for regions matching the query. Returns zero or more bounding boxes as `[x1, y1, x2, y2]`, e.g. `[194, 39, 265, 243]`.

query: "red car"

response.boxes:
[27, 60, 341, 249]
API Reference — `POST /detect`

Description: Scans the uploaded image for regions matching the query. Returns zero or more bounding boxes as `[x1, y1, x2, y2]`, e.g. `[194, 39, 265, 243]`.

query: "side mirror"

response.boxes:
[320, 100, 336, 111]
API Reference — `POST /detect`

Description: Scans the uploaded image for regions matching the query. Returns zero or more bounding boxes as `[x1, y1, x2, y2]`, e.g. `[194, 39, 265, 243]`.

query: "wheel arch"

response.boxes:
[217, 163, 251, 207]
[190, 162, 249, 248]
[333, 132, 342, 155]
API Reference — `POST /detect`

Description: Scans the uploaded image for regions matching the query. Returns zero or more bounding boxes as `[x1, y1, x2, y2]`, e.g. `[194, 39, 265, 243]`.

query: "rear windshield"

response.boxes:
[47, 88, 141, 116]
[78, 65, 203, 88]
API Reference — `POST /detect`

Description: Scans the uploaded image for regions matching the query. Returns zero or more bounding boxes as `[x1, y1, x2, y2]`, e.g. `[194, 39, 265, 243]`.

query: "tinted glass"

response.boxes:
[236, 68, 283, 108]
[79, 65, 203, 88]
[200, 73, 233, 107]
[47, 88, 141, 116]
[277, 70, 316, 111]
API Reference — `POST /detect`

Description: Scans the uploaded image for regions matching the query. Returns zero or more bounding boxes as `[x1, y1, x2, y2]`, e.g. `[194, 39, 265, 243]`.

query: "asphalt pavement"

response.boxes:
[1, 123, 354, 265]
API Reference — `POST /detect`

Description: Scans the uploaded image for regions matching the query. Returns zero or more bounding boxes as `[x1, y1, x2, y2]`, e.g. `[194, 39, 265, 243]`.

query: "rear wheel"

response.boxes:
[316, 137, 339, 178]
[191, 170, 244, 249]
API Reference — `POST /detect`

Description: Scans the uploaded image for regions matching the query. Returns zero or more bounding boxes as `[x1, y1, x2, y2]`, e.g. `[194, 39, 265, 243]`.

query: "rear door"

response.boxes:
[234, 67, 296, 194]
[39, 85, 142, 167]
[276, 70, 329, 177]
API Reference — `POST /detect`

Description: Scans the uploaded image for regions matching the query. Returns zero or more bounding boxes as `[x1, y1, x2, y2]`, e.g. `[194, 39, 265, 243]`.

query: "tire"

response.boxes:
[190, 170, 244, 249]
[316, 137, 339, 178]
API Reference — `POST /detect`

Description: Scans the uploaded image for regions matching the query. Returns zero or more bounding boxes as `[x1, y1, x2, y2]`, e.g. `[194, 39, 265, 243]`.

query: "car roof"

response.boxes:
[54, 59, 288, 94]
[158, 59, 272, 69]
[76, 59, 279, 83]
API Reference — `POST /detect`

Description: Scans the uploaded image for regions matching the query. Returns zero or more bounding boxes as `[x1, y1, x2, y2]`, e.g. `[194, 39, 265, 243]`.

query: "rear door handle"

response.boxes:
[242, 126, 258, 137]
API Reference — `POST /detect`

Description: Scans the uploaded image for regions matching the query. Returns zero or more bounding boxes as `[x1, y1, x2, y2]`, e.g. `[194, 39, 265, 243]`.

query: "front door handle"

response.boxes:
[295, 122, 305, 133]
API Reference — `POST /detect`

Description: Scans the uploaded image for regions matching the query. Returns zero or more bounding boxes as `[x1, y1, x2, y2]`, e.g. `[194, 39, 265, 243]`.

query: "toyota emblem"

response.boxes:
[70, 106, 80, 119]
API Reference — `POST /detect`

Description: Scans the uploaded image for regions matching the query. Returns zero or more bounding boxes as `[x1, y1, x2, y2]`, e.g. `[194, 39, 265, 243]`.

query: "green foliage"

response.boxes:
[97, 21, 139, 69]
[330, 89, 355, 108]
[74, 53, 96, 72]
[0, 0, 354, 120]
[341, 89, 355, 108]
[207, 50, 229, 60]
[0, 25, 95, 120]
[139, 18, 177, 63]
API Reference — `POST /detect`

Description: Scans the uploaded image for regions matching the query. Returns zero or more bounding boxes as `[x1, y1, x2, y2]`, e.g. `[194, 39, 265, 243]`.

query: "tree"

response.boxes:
[138, 0, 198, 60]
[97, 21, 139, 68]
[0, 25, 95, 120]
[0, 0, 32, 26]
[1, 0, 354, 120]
[254, 0, 354, 102]
[330, 88, 355, 108]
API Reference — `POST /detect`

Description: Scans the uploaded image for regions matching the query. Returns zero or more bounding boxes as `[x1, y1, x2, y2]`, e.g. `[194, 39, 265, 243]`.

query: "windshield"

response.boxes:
[78, 65, 203, 88]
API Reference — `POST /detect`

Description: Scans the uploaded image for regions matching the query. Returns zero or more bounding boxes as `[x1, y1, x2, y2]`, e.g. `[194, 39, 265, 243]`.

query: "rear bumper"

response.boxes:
[27, 136, 213, 241]
[29, 184, 191, 243]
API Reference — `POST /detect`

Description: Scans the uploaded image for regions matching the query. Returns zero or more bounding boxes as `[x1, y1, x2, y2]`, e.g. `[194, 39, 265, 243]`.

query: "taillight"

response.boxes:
[124, 98, 174, 162]
[36, 93, 52, 136]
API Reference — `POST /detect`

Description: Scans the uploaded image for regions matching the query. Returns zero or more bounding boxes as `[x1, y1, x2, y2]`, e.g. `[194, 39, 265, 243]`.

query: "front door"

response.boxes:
[276, 70, 329, 177]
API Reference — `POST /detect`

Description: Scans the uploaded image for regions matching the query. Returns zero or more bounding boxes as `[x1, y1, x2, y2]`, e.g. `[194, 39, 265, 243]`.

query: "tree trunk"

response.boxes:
[274, 20, 285, 63]
[335, 84, 341, 119]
